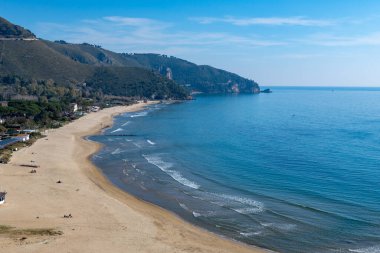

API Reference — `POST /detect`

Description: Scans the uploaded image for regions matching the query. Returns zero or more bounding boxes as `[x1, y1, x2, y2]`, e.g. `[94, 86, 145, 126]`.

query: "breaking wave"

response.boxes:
[349, 246, 380, 253]
[143, 154, 200, 189]
[111, 128, 123, 133]
[130, 111, 148, 118]
[111, 148, 123, 155]
[147, 139, 156, 145]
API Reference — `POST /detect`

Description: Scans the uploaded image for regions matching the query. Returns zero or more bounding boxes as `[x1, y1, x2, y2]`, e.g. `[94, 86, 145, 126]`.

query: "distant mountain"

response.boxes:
[0, 17, 260, 99]
[42, 41, 260, 93]
[124, 53, 260, 93]
[0, 17, 36, 39]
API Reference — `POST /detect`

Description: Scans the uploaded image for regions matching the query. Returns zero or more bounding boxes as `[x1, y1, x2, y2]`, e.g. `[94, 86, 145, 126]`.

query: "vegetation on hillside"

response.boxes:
[0, 17, 36, 39]
[122, 53, 260, 93]
[86, 67, 188, 99]
[0, 16, 259, 97]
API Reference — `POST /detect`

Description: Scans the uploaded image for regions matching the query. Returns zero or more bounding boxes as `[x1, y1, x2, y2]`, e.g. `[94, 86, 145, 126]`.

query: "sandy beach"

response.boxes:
[0, 102, 268, 253]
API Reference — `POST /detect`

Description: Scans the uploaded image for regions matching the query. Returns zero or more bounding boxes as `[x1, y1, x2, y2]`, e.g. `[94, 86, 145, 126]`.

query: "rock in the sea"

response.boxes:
[260, 89, 272, 93]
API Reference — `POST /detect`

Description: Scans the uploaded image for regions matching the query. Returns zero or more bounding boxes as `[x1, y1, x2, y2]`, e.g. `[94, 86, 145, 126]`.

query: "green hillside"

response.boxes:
[0, 16, 260, 101]
[123, 53, 260, 93]
[0, 40, 92, 84]
[0, 17, 36, 39]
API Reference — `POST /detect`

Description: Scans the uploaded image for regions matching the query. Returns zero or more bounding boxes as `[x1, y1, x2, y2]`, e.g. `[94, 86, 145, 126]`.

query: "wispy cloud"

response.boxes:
[36, 16, 284, 54]
[191, 16, 334, 26]
[303, 32, 380, 46]
[103, 16, 159, 26]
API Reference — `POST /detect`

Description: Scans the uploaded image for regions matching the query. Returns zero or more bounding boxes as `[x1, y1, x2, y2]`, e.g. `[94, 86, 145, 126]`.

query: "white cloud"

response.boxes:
[192, 16, 334, 26]
[36, 16, 284, 54]
[103, 16, 157, 26]
[304, 32, 380, 46]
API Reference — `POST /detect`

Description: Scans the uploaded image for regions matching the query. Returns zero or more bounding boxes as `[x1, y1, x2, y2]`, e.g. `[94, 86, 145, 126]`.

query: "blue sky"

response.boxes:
[2, 0, 380, 86]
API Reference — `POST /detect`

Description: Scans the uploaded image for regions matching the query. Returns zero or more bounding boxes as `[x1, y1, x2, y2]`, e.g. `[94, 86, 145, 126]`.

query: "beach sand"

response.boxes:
[0, 102, 269, 253]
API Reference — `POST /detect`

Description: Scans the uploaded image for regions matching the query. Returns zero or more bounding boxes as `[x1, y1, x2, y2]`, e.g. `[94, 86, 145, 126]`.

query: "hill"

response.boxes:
[0, 17, 36, 39]
[43, 42, 260, 94]
[123, 53, 260, 93]
[0, 16, 260, 100]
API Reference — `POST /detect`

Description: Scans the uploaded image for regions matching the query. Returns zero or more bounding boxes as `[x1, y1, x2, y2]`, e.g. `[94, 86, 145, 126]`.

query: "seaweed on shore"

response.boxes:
[0, 225, 63, 237]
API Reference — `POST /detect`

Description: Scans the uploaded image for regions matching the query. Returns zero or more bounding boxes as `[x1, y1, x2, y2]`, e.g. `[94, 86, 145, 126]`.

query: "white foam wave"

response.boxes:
[349, 246, 380, 253]
[111, 128, 123, 133]
[192, 211, 201, 218]
[139, 184, 147, 191]
[130, 111, 148, 118]
[143, 154, 200, 189]
[233, 207, 263, 215]
[179, 203, 190, 212]
[261, 222, 296, 231]
[133, 142, 142, 148]
[239, 231, 262, 237]
[111, 148, 123, 155]
[147, 139, 156, 145]
[122, 121, 130, 126]
[212, 193, 265, 214]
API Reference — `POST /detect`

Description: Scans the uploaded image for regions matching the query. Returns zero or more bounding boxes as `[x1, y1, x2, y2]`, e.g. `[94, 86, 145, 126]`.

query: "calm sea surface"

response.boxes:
[90, 87, 380, 253]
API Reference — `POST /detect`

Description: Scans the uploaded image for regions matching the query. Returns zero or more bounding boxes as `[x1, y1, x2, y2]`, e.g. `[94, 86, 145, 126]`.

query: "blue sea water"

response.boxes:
[90, 87, 380, 253]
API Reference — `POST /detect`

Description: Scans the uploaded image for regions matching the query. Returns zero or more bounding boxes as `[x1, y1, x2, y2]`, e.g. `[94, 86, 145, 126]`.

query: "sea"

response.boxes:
[90, 87, 380, 253]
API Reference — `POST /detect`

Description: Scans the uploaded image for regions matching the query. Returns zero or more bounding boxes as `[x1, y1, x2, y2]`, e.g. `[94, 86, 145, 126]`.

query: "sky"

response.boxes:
[2, 0, 380, 86]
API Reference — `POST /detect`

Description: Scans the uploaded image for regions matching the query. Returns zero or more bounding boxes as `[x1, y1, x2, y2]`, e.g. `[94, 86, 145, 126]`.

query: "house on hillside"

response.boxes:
[0, 101, 8, 107]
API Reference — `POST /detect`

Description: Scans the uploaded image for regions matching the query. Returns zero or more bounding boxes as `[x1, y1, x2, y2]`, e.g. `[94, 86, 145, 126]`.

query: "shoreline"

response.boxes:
[0, 102, 270, 253]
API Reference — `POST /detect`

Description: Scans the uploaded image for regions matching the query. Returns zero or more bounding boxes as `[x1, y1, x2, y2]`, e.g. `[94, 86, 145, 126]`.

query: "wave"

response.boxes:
[130, 111, 148, 118]
[192, 211, 201, 218]
[143, 154, 200, 189]
[179, 202, 191, 212]
[111, 128, 123, 133]
[239, 231, 262, 237]
[111, 148, 123, 155]
[349, 246, 380, 253]
[133, 142, 142, 148]
[233, 207, 263, 215]
[147, 139, 156, 145]
[203, 193, 265, 214]
[122, 121, 130, 126]
[260, 222, 297, 231]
